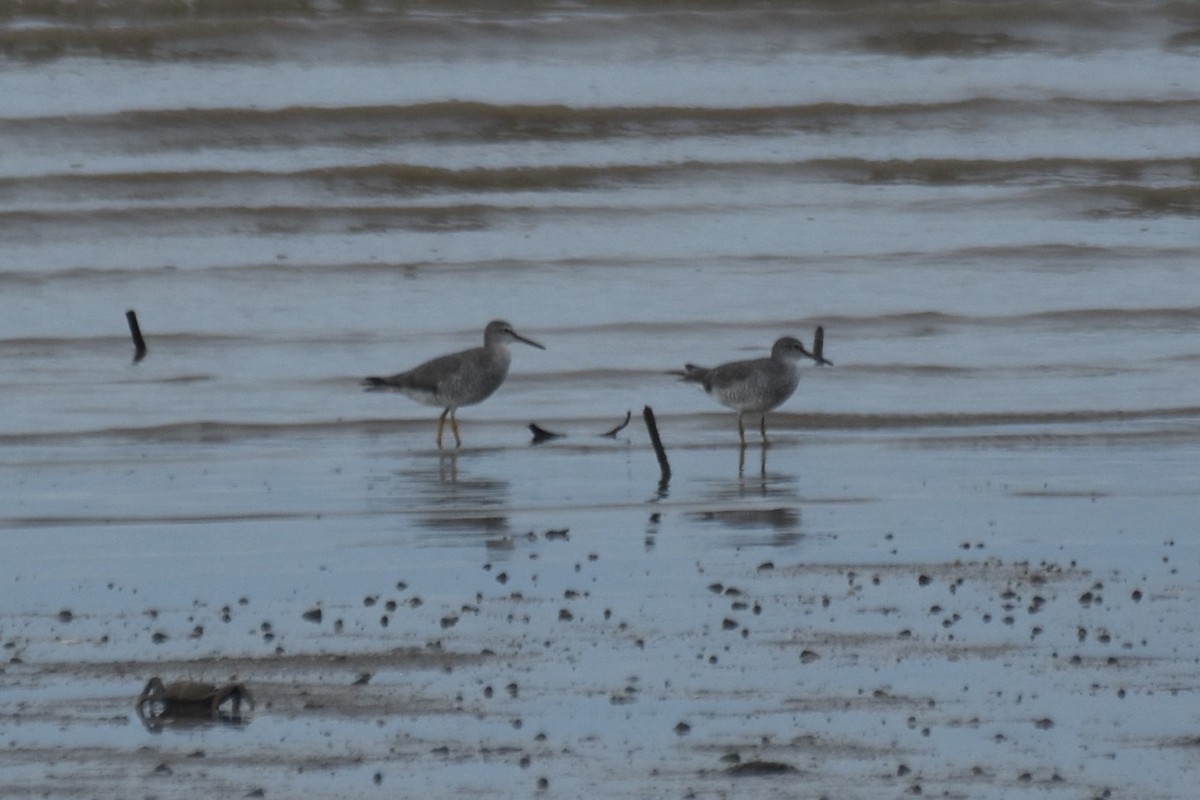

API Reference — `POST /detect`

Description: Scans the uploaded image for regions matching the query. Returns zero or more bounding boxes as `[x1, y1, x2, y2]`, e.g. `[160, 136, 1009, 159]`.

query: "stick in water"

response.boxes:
[601, 411, 632, 438]
[642, 405, 671, 487]
[528, 422, 562, 444]
[126, 310, 148, 362]
[812, 325, 832, 365]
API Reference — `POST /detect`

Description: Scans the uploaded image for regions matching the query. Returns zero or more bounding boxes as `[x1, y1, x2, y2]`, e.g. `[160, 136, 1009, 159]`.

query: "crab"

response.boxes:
[136, 677, 254, 730]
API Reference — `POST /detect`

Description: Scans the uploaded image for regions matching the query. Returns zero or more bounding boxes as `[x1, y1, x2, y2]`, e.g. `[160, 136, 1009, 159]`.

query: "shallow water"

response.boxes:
[2, 2, 1200, 798]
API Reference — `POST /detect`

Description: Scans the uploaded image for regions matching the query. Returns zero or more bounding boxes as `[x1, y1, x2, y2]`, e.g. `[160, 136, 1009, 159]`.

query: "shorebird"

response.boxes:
[363, 320, 544, 448]
[675, 331, 831, 446]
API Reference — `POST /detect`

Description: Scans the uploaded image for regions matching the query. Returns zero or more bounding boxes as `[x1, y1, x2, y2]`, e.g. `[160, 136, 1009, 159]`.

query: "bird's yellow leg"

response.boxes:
[450, 411, 462, 448]
[436, 408, 450, 449]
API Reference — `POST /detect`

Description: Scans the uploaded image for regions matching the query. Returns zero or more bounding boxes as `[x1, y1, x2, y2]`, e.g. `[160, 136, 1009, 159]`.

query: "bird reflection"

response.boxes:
[420, 453, 509, 534]
[372, 452, 511, 538]
[737, 440, 770, 480]
[689, 459, 803, 547]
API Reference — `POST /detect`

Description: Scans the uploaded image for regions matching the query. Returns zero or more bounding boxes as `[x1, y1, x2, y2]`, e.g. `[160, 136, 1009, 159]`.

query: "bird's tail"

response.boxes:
[361, 376, 394, 391]
[671, 364, 710, 384]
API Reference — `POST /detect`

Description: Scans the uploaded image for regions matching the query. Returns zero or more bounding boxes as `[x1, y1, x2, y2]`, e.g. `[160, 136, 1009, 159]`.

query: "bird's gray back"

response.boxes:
[392, 345, 512, 408]
[706, 356, 799, 413]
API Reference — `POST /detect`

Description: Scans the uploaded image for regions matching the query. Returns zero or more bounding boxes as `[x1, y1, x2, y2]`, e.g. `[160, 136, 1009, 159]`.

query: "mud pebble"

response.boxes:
[57, 610, 73, 623]
[302, 607, 322, 624]
[918, 575, 932, 586]
[558, 609, 574, 621]
[674, 721, 691, 735]
[152, 762, 172, 775]
[151, 631, 168, 644]
[353, 672, 372, 686]
[537, 777, 549, 790]
[545, 528, 569, 540]
[800, 650, 820, 663]
[363, 595, 377, 607]
[722, 618, 738, 631]
[373, 772, 382, 785]
[441, 615, 458, 629]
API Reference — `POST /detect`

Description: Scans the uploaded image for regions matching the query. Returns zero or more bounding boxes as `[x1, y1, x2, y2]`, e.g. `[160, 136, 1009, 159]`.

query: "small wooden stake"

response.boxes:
[812, 325, 832, 365]
[643, 405, 671, 488]
[126, 310, 148, 362]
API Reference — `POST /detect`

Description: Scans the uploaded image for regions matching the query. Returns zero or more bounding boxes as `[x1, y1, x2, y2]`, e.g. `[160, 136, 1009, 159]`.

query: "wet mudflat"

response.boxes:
[3, 415, 1199, 799]
[4, 1, 1200, 797]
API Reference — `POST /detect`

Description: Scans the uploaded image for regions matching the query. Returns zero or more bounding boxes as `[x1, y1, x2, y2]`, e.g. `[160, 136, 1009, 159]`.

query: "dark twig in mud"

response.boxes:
[528, 423, 563, 444]
[602, 410, 632, 437]
[126, 309, 148, 362]
[530, 411, 632, 443]
[643, 405, 670, 488]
